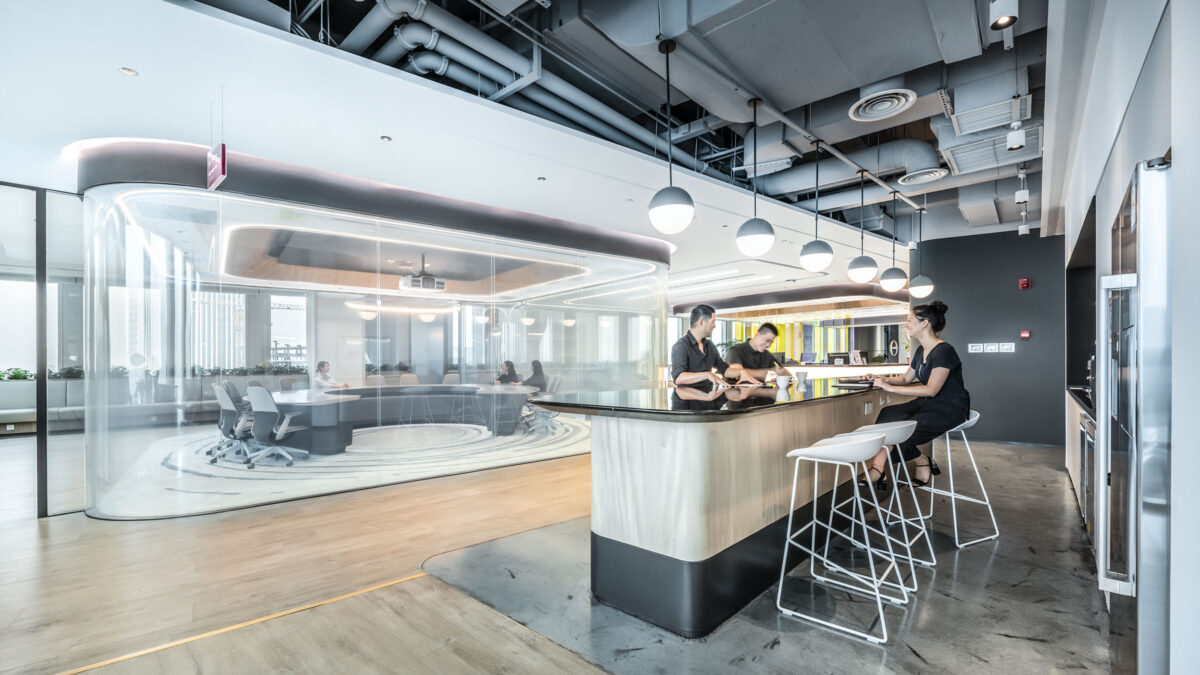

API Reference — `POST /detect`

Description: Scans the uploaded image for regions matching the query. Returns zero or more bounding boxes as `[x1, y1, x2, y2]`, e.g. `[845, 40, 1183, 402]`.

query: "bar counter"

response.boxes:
[531, 383, 910, 637]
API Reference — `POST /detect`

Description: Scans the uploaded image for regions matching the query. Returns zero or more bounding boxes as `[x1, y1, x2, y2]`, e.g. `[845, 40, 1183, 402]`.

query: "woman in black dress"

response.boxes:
[864, 301, 970, 490]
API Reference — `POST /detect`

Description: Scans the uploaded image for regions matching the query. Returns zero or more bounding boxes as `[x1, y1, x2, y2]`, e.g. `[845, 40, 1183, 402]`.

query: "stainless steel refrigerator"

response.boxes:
[1095, 158, 1171, 673]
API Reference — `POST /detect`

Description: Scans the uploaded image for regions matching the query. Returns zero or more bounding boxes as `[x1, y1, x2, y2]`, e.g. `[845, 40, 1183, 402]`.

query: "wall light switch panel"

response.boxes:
[1000, 343, 1016, 352]
[968, 343, 983, 353]
[984, 343, 999, 352]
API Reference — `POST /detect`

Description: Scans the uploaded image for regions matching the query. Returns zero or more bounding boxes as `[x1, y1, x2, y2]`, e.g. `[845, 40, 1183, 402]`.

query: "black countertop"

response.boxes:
[529, 383, 868, 423]
[1067, 386, 1096, 418]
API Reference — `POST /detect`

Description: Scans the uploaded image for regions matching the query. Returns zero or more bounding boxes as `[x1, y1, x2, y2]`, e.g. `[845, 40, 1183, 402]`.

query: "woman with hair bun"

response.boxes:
[860, 300, 971, 491]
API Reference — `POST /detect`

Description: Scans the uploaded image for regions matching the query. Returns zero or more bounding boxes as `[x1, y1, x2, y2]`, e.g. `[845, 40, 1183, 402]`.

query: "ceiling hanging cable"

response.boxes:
[736, 99, 775, 257]
[646, 37, 695, 235]
[799, 141, 834, 272]
[880, 190, 909, 291]
[910, 193, 935, 298]
[846, 170, 878, 283]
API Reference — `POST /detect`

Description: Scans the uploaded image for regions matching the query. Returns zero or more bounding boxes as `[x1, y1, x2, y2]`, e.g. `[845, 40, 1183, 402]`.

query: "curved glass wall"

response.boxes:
[83, 184, 666, 518]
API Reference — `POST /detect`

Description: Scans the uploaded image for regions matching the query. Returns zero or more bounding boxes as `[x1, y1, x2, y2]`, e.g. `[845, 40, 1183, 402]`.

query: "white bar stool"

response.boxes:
[839, 421, 937, 582]
[913, 410, 1000, 549]
[776, 433, 907, 644]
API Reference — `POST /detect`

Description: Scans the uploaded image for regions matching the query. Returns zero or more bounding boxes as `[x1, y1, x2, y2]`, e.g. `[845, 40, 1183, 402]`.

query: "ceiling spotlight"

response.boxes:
[562, 318, 577, 327]
[357, 311, 378, 321]
[118, 67, 138, 77]
[474, 315, 490, 324]
[380, 135, 392, 142]
[1007, 122, 1026, 151]
[1018, 209, 1031, 236]
[648, 39, 695, 235]
[989, 0, 1018, 30]
[537, 176, 546, 181]
[520, 316, 536, 326]
[418, 313, 437, 323]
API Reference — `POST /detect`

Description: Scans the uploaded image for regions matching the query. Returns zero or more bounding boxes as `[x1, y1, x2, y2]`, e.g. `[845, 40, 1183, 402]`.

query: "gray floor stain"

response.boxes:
[425, 441, 1111, 674]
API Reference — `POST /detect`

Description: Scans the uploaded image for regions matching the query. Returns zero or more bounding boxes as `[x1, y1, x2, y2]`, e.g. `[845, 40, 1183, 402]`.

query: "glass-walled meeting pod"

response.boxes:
[80, 145, 667, 519]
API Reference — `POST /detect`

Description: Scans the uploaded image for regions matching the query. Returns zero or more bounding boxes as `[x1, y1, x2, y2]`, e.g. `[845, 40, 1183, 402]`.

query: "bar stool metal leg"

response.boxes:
[915, 411, 1000, 549]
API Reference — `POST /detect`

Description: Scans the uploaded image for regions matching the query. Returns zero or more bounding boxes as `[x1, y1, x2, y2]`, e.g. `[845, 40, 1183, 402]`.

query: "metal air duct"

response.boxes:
[757, 139, 943, 197]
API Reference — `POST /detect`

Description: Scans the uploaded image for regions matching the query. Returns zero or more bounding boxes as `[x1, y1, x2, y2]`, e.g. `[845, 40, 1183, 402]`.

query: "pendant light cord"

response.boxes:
[664, 41, 673, 186]
[890, 191, 897, 266]
[751, 101, 758, 217]
[858, 170, 866, 253]
[814, 141, 820, 239]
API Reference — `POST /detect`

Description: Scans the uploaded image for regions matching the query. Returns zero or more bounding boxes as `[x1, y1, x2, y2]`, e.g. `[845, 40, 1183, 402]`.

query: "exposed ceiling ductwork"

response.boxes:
[931, 114, 1044, 175]
[792, 160, 1042, 213]
[756, 139, 943, 197]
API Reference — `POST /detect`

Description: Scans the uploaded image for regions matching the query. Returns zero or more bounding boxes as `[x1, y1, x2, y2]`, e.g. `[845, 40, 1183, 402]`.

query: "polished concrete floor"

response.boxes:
[426, 440, 1109, 673]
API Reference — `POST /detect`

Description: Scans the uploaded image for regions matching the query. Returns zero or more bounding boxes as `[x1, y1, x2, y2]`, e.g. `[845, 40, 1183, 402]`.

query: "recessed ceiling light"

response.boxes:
[119, 67, 138, 77]
[380, 135, 392, 142]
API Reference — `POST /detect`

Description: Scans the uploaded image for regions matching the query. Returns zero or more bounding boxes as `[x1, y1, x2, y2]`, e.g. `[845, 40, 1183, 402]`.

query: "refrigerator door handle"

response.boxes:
[1096, 273, 1137, 597]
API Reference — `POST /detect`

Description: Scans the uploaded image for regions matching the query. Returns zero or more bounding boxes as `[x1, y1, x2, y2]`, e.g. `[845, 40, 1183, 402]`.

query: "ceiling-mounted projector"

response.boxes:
[399, 254, 446, 292]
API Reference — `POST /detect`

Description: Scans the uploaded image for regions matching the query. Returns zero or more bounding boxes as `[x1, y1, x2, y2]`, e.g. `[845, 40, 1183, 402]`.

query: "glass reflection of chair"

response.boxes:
[244, 386, 309, 468]
[279, 377, 297, 391]
[447, 385, 486, 426]
[210, 383, 252, 464]
[397, 386, 435, 425]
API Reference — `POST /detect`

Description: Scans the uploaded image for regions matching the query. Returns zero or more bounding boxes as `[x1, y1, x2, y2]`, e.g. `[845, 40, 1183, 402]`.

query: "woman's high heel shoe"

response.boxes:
[858, 466, 887, 492]
[909, 456, 941, 487]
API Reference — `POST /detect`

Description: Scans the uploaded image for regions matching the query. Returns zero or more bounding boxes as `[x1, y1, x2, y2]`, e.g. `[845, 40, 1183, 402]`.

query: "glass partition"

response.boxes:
[0, 186, 37, 520]
[83, 184, 666, 518]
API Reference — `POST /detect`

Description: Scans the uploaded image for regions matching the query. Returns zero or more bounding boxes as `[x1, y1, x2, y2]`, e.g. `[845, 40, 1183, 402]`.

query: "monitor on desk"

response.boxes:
[769, 351, 788, 366]
[827, 352, 850, 365]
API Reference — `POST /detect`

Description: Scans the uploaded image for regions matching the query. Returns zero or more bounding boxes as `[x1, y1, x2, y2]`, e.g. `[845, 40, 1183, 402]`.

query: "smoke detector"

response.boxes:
[898, 167, 949, 185]
[849, 78, 917, 122]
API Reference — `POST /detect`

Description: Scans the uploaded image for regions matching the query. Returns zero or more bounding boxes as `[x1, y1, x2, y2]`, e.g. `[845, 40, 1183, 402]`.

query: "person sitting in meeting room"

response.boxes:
[724, 322, 784, 383]
[496, 360, 522, 384]
[670, 304, 760, 389]
[522, 360, 547, 392]
[313, 360, 349, 390]
[861, 300, 971, 492]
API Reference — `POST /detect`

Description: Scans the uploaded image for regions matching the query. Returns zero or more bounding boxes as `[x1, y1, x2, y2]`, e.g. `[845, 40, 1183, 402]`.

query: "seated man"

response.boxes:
[724, 322, 784, 383]
[670, 304, 756, 389]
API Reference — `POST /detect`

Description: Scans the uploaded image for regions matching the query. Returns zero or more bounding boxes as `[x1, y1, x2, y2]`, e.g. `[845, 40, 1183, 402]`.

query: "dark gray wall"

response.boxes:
[911, 231, 1065, 445]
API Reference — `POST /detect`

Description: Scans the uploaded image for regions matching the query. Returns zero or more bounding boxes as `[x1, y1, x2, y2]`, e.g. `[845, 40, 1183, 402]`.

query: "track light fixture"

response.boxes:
[989, 0, 1018, 31]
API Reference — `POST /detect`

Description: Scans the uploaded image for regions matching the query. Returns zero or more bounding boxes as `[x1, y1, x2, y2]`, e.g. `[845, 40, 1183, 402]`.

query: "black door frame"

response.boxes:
[2, 179, 83, 519]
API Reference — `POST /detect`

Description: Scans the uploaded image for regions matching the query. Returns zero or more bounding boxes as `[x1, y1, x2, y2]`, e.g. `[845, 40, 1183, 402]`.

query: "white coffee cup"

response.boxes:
[775, 374, 791, 390]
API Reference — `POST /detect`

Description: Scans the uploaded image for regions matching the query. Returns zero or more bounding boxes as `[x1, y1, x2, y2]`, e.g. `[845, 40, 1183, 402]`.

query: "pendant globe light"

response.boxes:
[846, 170, 878, 283]
[736, 99, 775, 257]
[647, 39, 694, 235]
[799, 140, 834, 272]
[909, 205, 935, 298]
[879, 190, 909, 292]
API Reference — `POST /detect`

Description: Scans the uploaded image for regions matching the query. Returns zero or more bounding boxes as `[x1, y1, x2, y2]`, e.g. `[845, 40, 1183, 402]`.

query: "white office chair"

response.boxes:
[244, 386, 309, 468]
[399, 373, 419, 385]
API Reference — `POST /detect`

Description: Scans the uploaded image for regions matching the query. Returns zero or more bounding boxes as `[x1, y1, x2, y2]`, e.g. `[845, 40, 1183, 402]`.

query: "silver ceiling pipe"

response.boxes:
[390, 24, 645, 152]
[793, 160, 1042, 212]
[757, 139, 940, 196]
[402, 52, 590, 135]
[341, 0, 727, 180]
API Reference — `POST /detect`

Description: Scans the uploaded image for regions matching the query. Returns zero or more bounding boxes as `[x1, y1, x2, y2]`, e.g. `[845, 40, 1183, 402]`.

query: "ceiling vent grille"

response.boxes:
[941, 125, 1042, 175]
[950, 94, 1032, 135]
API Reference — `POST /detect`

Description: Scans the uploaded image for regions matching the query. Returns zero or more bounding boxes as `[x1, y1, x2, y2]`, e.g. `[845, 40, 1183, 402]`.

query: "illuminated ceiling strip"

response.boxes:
[344, 301, 456, 314]
[667, 269, 741, 286]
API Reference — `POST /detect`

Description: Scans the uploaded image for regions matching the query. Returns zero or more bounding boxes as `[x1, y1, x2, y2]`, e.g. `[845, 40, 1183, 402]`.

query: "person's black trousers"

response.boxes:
[875, 400, 968, 462]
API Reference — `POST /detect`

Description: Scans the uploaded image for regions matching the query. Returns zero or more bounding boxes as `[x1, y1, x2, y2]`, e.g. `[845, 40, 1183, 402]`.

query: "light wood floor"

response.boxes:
[0, 454, 591, 674]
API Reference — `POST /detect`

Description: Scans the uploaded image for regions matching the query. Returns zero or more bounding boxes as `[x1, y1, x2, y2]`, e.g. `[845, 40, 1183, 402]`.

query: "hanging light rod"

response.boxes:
[667, 40, 926, 212]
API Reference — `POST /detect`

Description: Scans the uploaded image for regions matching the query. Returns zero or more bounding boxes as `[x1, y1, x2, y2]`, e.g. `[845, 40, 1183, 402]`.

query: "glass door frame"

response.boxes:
[1, 179, 82, 519]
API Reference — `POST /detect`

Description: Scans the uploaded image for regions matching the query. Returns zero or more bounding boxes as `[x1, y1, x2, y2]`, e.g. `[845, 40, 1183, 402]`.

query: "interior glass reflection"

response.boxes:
[82, 184, 666, 519]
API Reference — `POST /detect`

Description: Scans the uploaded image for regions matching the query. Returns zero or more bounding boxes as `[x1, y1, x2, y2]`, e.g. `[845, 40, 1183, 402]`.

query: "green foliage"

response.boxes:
[1, 367, 35, 381]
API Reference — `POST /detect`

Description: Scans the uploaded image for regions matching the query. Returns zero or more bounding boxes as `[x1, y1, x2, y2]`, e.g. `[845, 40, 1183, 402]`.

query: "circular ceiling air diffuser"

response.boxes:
[848, 88, 917, 122]
[898, 167, 950, 185]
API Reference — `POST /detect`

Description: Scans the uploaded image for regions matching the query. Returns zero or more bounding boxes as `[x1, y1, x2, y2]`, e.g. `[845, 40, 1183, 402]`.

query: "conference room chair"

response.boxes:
[244, 386, 309, 468]
[210, 383, 253, 464]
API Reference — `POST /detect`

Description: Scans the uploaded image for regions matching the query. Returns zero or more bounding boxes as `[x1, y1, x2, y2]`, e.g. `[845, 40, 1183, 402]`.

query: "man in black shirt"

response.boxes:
[670, 304, 757, 389]
[725, 322, 783, 383]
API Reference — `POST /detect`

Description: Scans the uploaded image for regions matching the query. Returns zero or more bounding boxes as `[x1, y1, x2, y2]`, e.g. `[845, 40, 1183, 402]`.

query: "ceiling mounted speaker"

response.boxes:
[898, 167, 950, 185]
[849, 78, 917, 122]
